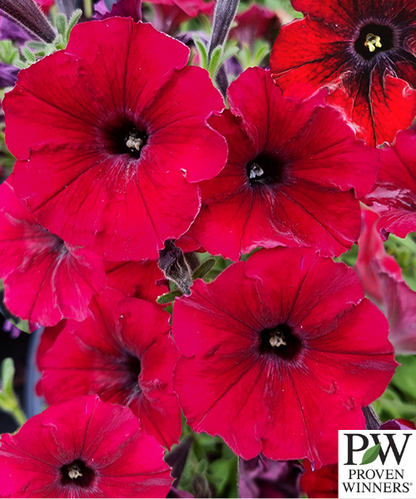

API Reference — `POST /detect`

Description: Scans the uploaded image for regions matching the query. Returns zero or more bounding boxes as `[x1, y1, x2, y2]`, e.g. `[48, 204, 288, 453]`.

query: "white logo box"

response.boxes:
[338, 430, 416, 499]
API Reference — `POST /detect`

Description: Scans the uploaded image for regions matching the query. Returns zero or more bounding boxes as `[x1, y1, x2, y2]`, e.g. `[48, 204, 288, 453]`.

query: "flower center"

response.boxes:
[125, 353, 142, 391]
[60, 460, 94, 487]
[246, 152, 288, 186]
[365, 33, 382, 53]
[103, 121, 148, 158]
[259, 324, 301, 360]
[354, 23, 394, 60]
[124, 128, 148, 156]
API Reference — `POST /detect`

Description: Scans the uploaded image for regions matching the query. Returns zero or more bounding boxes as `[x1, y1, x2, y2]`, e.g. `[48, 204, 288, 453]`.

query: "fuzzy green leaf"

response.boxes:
[22, 47, 36, 63]
[66, 9, 83, 43]
[208, 45, 222, 79]
[56, 14, 68, 38]
[193, 36, 208, 70]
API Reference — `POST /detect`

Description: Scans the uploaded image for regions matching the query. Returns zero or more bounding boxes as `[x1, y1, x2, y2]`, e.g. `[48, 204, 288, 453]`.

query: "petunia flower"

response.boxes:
[364, 128, 416, 238]
[40, 287, 182, 448]
[355, 207, 402, 303]
[355, 208, 416, 354]
[147, 0, 214, 36]
[300, 461, 338, 498]
[94, 0, 142, 22]
[229, 4, 281, 47]
[239, 456, 303, 498]
[189, 67, 379, 260]
[0, 177, 106, 327]
[0, 395, 173, 497]
[173, 247, 396, 468]
[4, 18, 227, 262]
[105, 259, 169, 303]
[270, 0, 416, 146]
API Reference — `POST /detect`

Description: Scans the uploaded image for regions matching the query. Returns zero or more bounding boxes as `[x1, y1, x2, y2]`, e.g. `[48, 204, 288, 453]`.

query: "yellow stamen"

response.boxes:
[364, 33, 382, 53]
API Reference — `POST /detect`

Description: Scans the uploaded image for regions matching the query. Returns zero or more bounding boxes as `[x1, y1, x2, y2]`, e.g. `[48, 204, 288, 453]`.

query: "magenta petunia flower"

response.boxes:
[148, 0, 214, 35]
[229, 4, 281, 47]
[189, 67, 379, 260]
[300, 461, 338, 498]
[0, 395, 173, 497]
[40, 287, 181, 448]
[270, 0, 416, 146]
[355, 207, 402, 303]
[239, 456, 302, 498]
[355, 208, 416, 354]
[94, 0, 142, 22]
[364, 128, 416, 238]
[0, 177, 106, 327]
[4, 18, 227, 262]
[173, 247, 396, 467]
[105, 259, 169, 303]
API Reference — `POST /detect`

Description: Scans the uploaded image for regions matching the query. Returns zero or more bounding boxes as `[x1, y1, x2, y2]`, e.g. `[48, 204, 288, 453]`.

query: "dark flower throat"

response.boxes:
[106, 122, 148, 158]
[60, 460, 94, 487]
[246, 152, 287, 186]
[354, 23, 394, 60]
[259, 324, 301, 360]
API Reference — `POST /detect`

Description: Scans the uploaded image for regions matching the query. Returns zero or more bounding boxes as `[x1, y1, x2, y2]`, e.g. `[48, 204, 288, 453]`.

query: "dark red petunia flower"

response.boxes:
[173, 247, 396, 468]
[239, 456, 303, 498]
[355, 208, 416, 354]
[94, 0, 142, 22]
[0, 177, 106, 327]
[229, 4, 281, 47]
[364, 128, 416, 238]
[355, 207, 402, 303]
[4, 18, 227, 262]
[270, 0, 416, 146]
[0, 395, 173, 497]
[148, 0, 214, 36]
[300, 461, 338, 498]
[40, 287, 181, 449]
[105, 259, 169, 302]
[189, 67, 379, 260]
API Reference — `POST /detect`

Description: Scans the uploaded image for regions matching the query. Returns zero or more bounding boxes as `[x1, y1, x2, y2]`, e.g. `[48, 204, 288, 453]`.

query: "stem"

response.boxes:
[362, 405, 381, 430]
[208, 0, 240, 59]
[83, 0, 92, 18]
[10, 401, 27, 427]
[0, 0, 56, 42]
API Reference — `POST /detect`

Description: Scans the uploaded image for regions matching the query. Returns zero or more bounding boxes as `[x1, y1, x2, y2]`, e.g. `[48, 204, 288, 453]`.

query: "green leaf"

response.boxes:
[1, 358, 15, 400]
[56, 13, 68, 37]
[360, 443, 381, 465]
[26, 41, 48, 51]
[193, 36, 208, 70]
[217, 46, 239, 69]
[208, 45, 222, 79]
[390, 355, 416, 401]
[192, 258, 216, 280]
[66, 9, 83, 43]
[22, 47, 36, 63]
[156, 289, 183, 304]
[0, 40, 19, 64]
